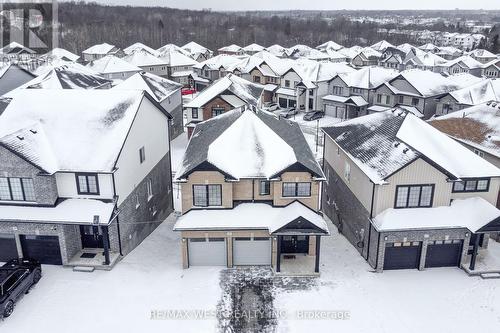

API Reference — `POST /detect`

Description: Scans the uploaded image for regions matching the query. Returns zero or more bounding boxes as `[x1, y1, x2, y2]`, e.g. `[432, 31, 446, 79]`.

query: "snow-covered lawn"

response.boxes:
[2, 214, 500, 332]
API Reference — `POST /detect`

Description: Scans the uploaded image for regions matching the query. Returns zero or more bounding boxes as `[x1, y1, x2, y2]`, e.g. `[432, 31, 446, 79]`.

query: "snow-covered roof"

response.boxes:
[442, 79, 500, 106]
[42, 48, 80, 62]
[157, 44, 192, 58]
[335, 66, 398, 89]
[468, 48, 497, 59]
[87, 55, 142, 75]
[444, 55, 483, 69]
[0, 63, 34, 81]
[193, 54, 244, 70]
[176, 108, 324, 180]
[158, 49, 198, 67]
[0, 89, 152, 173]
[82, 43, 118, 55]
[419, 43, 440, 52]
[0, 42, 36, 55]
[218, 44, 243, 53]
[243, 43, 265, 53]
[374, 197, 499, 233]
[182, 41, 212, 55]
[0, 198, 116, 225]
[338, 45, 363, 59]
[184, 73, 263, 108]
[387, 69, 463, 97]
[265, 44, 288, 57]
[113, 72, 181, 103]
[174, 201, 329, 234]
[317, 41, 343, 51]
[371, 40, 395, 52]
[123, 42, 158, 56]
[122, 49, 167, 67]
[10, 63, 111, 91]
[429, 101, 500, 158]
[323, 108, 500, 184]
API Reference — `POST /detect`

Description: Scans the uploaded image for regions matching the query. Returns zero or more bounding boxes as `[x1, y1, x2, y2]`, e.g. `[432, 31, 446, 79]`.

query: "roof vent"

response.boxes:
[16, 135, 24, 140]
[487, 101, 492, 106]
[493, 103, 498, 107]
[29, 129, 37, 134]
[393, 142, 400, 148]
[403, 148, 409, 154]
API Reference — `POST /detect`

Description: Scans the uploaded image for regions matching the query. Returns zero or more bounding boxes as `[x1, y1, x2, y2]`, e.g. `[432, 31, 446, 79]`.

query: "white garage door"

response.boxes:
[233, 237, 272, 266]
[324, 104, 345, 118]
[188, 238, 227, 266]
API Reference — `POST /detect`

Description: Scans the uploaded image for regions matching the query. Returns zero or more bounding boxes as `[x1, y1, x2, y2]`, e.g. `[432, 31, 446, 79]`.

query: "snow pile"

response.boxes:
[207, 111, 296, 179]
[374, 197, 500, 232]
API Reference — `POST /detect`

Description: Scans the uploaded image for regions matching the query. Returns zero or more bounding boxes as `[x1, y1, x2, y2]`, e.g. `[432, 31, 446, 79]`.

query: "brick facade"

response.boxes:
[201, 96, 233, 121]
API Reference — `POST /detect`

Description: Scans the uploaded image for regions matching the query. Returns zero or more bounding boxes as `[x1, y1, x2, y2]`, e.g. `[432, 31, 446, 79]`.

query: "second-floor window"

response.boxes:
[452, 179, 489, 193]
[395, 184, 434, 208]
[398, 95, 404, 104]
[259, 181, 271, 195]
[333, 86, 343, 95]
[253, 76, 261, 83]
[192, 108, 198, 119]
[76, 173, 99, 195]
[139, 146, 146, 164]
[0, 177, 35, 202]
[282, 182, 311, 197]
[411, 98, 419, 106]
[193, 184, 222, 207]
[212, 107, 225, 117]
[285, 80, 290, 88]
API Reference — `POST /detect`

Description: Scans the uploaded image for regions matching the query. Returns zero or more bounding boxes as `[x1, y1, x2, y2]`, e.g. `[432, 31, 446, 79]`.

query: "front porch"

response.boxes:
[462, 236, 500, 278]
[277, 253, 318, 276]
[66, 248, 121, 271]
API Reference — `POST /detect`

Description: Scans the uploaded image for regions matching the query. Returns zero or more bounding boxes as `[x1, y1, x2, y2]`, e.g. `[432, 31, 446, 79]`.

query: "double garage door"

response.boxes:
[188, 237, 272, 267]
[324, 104, 345, 118]
[0, 234, 62, 265]
[383, 240, 463, 270]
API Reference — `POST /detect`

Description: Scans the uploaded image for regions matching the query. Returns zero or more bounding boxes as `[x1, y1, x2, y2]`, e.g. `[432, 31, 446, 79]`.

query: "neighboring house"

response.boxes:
[435, 79, 500, 116]
[323, 66, 398, 119]
[442, 55, 484, 76]
[173, 108, 328, 274]
[481, 59, 500, 79]
[0, 42, 37, 61]
[82, 43, 122, 62]
[0, 63, 36, 96]
[86, 55, 142, 80]
[266, 44, 288, 58]
[184, 74, 264, 137]
[243, 43, 266, 55]
[370, 40, 395, 53]
[113, 72, 184, 139]
[191, 54, 243, 91]
[122, 49, 168, 77]
[0, 89, 174, 268]
[372, 69, 471, 119]
[42, 48, 80, 63]
[419, 43, 441, 54]
[430, 101, 500, 169]
[468, 49, 497, 64]
[123, 42, 159, 56]
[218, 44, 245, 55]
[157, 49, 198, 86]
[351, 47, 383, 67]
[181, 41, 213, 62]
[322, 108, 500, 272]
[317, 41, 344, 52]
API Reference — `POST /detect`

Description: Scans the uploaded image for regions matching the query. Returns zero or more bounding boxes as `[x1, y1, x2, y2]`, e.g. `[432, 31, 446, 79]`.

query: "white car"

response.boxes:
[264, 102, 280, 112]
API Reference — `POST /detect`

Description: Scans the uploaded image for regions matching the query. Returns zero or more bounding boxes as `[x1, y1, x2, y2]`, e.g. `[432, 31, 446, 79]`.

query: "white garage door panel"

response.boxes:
[233, 238, 272, 266]
[188, 238, 227, 266]
[324, 104, 336, 117]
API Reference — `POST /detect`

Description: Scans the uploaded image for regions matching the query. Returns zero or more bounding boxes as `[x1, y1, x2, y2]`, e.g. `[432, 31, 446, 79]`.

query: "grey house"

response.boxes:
[322, 108, 500, 272]
[0, 89, 174, 269]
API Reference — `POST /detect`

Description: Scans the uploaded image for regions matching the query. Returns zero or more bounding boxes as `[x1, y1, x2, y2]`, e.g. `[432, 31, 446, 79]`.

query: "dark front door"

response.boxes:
[383, 242, 422, 270]
[425, 240, 463, 268]
[19, 235, 62, 265]
[80, 225, 104, 249]
[281, 235, 309, 254]
[0, 234, 18, 262]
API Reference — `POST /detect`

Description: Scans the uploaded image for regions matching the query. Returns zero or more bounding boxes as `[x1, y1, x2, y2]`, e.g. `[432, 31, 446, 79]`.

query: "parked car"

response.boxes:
[303, 110, 325, 121]
[264, 102, 280, 112]
[1, 258, 42, 318]
[279, 107, 298, 118]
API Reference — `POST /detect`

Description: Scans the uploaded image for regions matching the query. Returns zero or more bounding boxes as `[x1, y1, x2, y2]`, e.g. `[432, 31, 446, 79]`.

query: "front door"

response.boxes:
[281, 235, 309, 254]
[80, 225, 104, 248]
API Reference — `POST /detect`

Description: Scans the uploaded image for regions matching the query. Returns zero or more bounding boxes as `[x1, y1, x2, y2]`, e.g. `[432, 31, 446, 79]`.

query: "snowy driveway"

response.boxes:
[1, 214, 500, 333]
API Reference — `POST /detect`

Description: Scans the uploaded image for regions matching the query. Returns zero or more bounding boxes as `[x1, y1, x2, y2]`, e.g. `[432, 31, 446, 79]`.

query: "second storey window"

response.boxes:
[411, 98, 419, 106]
[332, 86, 343, 95]
[76, 173, 99, 195]
[193, 184, 222, 207]
[192, 108, 198, 119]
[0, 177, 35, 202]
[139, 146, 146, 164]
[395, 184, 434, 208]
[259, 181, 271, 195]
[452, 179, 489, 193]
[282, 182, 311, 197]
[212, 107, 225, 117]
[285, 80, 290, 88]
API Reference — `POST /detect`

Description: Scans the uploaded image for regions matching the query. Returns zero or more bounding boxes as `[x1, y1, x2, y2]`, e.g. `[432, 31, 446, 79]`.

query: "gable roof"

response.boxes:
[113, 72, 181, 103]
[443, 79, 500, 106]
[82, 43, 117, 55]
[123, 42, 158, 56]
[176, 109, 324, 180]
[0, 42, 36, 55]
[385, 69, 462, 97]
[184, 74, 264, 108]
[42, 48, 80, 62]
[122, 49, 167, 67]
[323, 108, 500, 184]
[429, 101, 500, 158]
[243, 43, 265, 53]
[182, 41, 212, 55]
[0, 89, 157, 173]
[370, 40, 395, 52]
[317, 41, 343, 51]
[218, 44, 243, 53]
[87, 55, 142, 75]
[335, 66, 398, 89]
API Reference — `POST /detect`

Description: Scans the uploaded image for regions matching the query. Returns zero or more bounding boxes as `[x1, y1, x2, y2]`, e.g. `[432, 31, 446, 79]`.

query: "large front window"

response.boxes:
[211, 107, 225, 117]
[76, 173, 99, 195]
[193, 184, 222, 207]
[395, 184, 434, 208]
[0, 177, 36, 202]
[453, 179, 489, 193]
[282, 182, 311, 197]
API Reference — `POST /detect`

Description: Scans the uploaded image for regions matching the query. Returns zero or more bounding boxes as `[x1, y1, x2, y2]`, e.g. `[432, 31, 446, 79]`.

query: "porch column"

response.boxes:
[305, 89, 310, 112]
[469, 233, 481, 270]
[101, 226, 110, 265]
[315, 235, 321, 273]
[276, 236, 281, 273]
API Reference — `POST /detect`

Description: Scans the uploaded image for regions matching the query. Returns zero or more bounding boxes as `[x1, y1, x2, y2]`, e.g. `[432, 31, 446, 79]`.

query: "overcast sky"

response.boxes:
[94, 0, 499, 11]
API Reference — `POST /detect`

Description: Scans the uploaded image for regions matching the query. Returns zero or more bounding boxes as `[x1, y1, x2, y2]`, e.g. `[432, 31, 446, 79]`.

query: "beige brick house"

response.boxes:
[174, 108, 328, 274]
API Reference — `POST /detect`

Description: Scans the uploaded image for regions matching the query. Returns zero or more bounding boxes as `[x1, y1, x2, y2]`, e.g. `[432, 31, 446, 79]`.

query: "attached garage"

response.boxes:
[0, 234, 18, 262]
[324, 104, 345, 118]
[233, 237, 272, 266]
[188, 238, 227, 266]
[383, 242, 422, 270]
[425, 240, 463, 268]
[20, 235, 63, 265]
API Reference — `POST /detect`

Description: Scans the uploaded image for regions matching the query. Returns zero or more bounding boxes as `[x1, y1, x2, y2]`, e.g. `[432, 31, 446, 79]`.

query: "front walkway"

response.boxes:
[278, 254, 318, 276]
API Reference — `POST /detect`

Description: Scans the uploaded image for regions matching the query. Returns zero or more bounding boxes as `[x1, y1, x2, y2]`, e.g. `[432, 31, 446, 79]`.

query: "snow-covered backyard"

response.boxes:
[2, 214, 499, 333]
